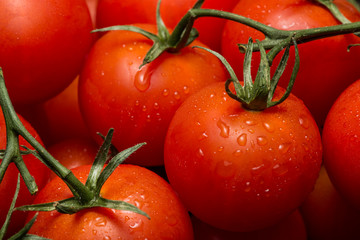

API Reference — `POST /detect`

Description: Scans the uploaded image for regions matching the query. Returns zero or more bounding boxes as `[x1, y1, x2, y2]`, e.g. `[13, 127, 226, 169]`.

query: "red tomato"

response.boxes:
[0, 0, 94, 106]
[0, 110, 50, 237]
[47, 138, 99, 179]
[300, 167, 360, 240]
[322, 79, 360, 210]
[96, 0, 239, 51]
[192, 210, 307, 240]
[17, 77, 92, 146]
[78, 24, 227, 166]
[221, 0, 360, 127]
[164, 82, 322, 232]
[27, 164, 194, 240]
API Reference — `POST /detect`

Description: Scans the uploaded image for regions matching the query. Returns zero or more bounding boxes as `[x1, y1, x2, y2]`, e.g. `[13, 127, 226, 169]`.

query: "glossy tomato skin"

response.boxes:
[192, 210, 307, 240]
[323, 79, 360, 210]
[0, 0, 94, 106]
[164, 82, 322, 232]
[221, 0, 360, 127]
[28, 164, 194, 240]
[96, 0, 239, 51]
[78, 24, 227, 166]
[0, 110, 50, 237]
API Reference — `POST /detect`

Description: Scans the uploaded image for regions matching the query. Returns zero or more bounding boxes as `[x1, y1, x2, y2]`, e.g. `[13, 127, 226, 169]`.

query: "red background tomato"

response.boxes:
[0, 110, 50, 237]
[322, 78, 360, 210]
[47, 137, 99, 179]
[300, 167, 360, 240]
[79, 24, 227, 166]
[96, 0, 239, 51]
[221, 0, 360, 127]
[165, 82, 322, 232]
[17, 77, 92, 147]
[28, 164, 194, 240]
[0, 0, 94, 106]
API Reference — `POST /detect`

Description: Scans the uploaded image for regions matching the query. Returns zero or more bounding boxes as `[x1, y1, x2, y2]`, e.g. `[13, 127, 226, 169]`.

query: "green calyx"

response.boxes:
[195, 37, 300, 111]
[15, 129, 149, 218]
[92, 0, 204, 67]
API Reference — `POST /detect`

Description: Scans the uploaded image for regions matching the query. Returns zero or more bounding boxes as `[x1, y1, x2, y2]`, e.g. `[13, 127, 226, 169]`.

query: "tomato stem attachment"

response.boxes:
[195, 36, 299, 111]
[92, 0, 203, 67]
[15, 129, 149, 218]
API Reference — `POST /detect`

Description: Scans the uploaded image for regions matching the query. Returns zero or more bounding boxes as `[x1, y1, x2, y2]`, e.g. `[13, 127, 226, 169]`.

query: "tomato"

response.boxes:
[17, 77, 92, 146]
[322, 79, 360, 210]
[300, 167, 360, 240]
[78, 24, 227, 166]
[221, 0, 360, 127]
[0, 110, 50, 237]
[192, 210, 307, 240]
[47, 137, 99, 179]
[0, 0, 94, 106]
[27, 164, 194, 240]
[164, 82, 322, 232]
[96, 0, 239, 51]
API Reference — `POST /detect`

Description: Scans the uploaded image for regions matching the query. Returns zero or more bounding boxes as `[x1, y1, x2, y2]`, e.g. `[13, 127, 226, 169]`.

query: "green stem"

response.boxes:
[183, 8, 360, 51]
[0, 68, 94, 203]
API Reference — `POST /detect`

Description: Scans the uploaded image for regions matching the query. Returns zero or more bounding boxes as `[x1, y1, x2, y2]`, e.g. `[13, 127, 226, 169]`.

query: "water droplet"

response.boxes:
[129, 219, 143, 229]
[245, 119, 257, 126]
[257, 136, 268, 146]
[299, 115, 310, 129]
[248, 128, 255, 134]
[198, 132, 208, 140]
[218, 146, 224, 152]
[135, 100, 140, 106]
[94, 217, 107, 227]
[104, 236, 112, 240]
[233, 149, 242, 156]
[278, 142, 292, 153]
[183, 86, 190, 94]
[244, 182, 251, 192]
[153, 102, 159, 110]
[237, 133, 247, 146]
[162, 88, 169, 96]
[134, 69, 151, 92]
[146, 114, 151, 122]
[142, 105, 147, 112]
[197, 148, 205, 158]
[251, 163, 265, 174]
[174, 91, 180, 100]
[272, 164, 288, 176]
[263, 122, 275, 133]
[217, 119, 230, 138]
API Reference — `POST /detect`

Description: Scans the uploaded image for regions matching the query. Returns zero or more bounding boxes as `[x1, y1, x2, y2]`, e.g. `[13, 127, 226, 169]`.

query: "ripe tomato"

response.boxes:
[96, 0, 239, 51]
[300, 167, 360, 240]
[78, 24, 227, 166]
[47, 137, 99, 179]
[192, 210, 307, 240]
[221, 0, 360, 127]
[17, 77, 92, 146]
[27, 164, 194, 240]
[0, 0, 94, 106]
[0, 110, 50, 237]
[322, 79, 360, 210]
[164, 82, 322, 232]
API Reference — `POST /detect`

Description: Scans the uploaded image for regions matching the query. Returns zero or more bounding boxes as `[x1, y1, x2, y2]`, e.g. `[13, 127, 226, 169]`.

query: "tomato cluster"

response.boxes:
[1, 0, 360, 239]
